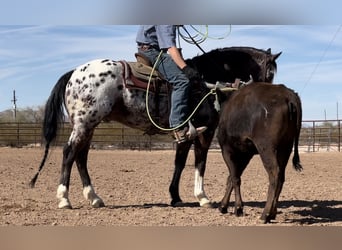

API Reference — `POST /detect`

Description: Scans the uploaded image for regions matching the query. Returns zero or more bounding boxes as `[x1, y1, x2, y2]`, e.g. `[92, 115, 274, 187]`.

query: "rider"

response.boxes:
[136, 25, 207, 143]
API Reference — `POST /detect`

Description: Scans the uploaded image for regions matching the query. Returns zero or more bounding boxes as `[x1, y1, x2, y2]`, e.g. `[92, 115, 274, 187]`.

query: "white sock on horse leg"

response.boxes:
[83, 185, 105, 208]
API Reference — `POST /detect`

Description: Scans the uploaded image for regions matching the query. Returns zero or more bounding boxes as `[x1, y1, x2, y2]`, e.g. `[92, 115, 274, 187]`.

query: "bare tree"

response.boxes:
[0, 105, 45, 123]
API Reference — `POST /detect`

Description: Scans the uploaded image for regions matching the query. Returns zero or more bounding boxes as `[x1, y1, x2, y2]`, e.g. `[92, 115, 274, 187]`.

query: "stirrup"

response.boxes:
[173, 121, 207, 144]
[187, 121, 207, 140]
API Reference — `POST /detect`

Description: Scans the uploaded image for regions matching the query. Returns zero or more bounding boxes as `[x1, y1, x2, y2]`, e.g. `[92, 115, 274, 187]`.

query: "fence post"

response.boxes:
[16, 122, 20, 147]
[312, 121, 316, 152]
[121, 126, 124, 148]
[339, 120, 341, 152]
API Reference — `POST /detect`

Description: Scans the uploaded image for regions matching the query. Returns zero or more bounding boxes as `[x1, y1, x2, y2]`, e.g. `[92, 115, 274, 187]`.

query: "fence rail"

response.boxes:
[0, 120, 341, 152]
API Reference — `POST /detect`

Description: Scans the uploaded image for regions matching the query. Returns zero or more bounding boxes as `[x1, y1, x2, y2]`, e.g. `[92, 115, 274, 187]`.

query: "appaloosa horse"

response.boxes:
[30, 46, 281, 209]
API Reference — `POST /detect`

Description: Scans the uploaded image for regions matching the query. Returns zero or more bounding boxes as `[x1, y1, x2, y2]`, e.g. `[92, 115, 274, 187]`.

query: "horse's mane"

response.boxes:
[186, 46, 277, 83]
[188, 46, 273, 65]
[216, 46, 271, 54]
[217, 46, 274, 65]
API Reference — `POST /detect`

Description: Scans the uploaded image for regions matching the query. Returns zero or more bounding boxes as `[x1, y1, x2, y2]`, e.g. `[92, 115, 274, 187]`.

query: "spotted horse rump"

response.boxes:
[65, 59, 170, 135]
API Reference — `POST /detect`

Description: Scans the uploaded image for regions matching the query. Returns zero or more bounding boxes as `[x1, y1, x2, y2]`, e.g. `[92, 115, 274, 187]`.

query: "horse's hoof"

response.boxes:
[171, 201, 184, 207]
[199, 198, 212, 208]
[200, 202, 213, 208]
[58, 205, 72, 209]
[92, 199, 105, 208]
[58, 200, 72, 209]
[171, 199, 182, 207]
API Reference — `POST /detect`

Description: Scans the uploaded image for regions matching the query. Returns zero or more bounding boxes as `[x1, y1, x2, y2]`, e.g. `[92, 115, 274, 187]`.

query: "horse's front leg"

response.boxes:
[169, 142, 192, 206]
[193, 140, 212, 208]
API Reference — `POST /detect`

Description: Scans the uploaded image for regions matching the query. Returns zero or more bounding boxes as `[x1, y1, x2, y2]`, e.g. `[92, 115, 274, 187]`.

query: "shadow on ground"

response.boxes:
[105, 199, 341, 225]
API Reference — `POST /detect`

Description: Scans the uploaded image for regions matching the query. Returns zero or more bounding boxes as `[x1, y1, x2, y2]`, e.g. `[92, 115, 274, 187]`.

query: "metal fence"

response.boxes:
[0, 122, 176, 150]
[300, 120, 341, 152]
[0, 120, 341, 152]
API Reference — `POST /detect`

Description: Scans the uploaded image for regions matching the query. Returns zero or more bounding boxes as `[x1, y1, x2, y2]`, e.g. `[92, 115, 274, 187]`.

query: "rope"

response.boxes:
[177, 25, 232, 46]
[178, 25, 208, 45]
[180, 26, 206, 54]
[189, 25, 232, 40]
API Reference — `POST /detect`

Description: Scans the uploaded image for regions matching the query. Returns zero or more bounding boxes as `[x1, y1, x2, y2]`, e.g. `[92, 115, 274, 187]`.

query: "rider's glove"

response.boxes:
[182, 65, 200, 81]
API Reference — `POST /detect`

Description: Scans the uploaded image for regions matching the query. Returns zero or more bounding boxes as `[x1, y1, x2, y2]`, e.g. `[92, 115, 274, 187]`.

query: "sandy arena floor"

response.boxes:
[0, 147, 341, 226]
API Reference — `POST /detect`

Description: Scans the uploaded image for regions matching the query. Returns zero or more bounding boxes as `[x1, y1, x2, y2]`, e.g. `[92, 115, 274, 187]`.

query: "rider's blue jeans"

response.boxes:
[138, 48, 190, 129]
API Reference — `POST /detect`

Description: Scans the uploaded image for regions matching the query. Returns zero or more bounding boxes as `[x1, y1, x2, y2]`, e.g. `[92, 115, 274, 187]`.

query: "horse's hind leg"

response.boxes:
[76, 140, 104, 208]
[169, 142, 192, 206]
[56, 128, 103, 209]
[57, 142, 77, 209]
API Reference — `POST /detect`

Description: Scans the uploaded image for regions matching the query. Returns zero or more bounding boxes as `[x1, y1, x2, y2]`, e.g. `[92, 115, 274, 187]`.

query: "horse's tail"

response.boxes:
[291, 91, 303, 172]
[29, 70, 74, 188]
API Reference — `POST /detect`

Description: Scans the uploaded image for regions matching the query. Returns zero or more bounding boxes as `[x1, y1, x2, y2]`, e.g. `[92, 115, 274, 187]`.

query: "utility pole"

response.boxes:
[324, 109, 326, 120]
[11, 90, 17, 121]
[337, 102, 339, 120]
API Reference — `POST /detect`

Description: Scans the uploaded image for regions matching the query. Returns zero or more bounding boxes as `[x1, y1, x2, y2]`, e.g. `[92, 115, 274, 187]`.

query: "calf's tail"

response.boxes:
[290, 92, 303, 172]
[29, 70, 74, 188]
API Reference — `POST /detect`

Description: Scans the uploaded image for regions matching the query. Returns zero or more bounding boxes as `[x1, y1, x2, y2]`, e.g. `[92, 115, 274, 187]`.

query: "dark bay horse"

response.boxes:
[30, 46, 281, 209]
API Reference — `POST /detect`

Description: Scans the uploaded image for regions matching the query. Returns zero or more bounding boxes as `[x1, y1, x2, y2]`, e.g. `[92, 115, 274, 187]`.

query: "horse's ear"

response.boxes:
[272, 52, 282, 61]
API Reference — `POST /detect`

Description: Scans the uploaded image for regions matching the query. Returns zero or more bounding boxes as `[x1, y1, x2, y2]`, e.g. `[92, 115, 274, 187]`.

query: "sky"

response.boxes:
[0, 0, 341, 121]
[1, 25, 342, 121]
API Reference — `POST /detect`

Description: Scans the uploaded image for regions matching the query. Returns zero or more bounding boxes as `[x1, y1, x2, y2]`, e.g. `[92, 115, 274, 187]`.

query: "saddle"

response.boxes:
[118, 53, 172, 134]
[119, 53, 171, 95]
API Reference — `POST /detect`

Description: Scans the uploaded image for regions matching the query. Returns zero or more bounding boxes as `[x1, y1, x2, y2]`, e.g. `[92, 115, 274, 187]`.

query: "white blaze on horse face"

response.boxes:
[194, 169, 210, 206]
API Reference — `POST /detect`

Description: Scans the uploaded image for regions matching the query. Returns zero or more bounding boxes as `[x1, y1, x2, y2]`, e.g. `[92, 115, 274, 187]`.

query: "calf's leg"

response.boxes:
[259, 151, 284, 223]
[219, 149, 251, 216]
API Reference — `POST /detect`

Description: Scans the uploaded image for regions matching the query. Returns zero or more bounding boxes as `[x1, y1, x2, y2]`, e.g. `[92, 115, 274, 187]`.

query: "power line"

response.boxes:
[300, 25, 342, 94]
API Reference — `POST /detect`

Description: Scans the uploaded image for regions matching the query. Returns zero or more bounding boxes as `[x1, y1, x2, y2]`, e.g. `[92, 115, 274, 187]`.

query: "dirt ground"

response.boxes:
[0, 147, 341, 226]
